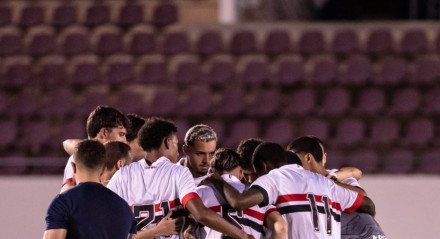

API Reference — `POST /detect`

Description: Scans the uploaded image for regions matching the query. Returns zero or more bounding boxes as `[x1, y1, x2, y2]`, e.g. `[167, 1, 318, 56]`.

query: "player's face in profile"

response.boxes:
[106, 126, 127, 143]
[128, 138, 146, 161]
[186, 140, 216, 176]
[242, 169, 258, 184]
[167, 134, 179, 163]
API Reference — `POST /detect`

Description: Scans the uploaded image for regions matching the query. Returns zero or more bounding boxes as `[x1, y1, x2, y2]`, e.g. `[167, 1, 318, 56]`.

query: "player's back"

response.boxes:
[252, 164, 362, 239]
[108, 157, 198, 237]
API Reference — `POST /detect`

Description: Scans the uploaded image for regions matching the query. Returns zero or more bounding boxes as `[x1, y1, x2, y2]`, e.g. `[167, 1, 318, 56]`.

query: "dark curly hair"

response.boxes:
[86, 105, 130, 138]
[138, 117, 177, 151]
[236, 138, 264, 171]
[126, 114, 146, 142]
[210, 148, 242, 173]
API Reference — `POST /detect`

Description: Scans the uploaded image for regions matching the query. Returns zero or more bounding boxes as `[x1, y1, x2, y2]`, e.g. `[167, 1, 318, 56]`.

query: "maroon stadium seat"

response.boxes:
[284, 87, 316, 116]
[331, 29, 359, 56]
[75, 91, 113, 118]
[57, 26, 90, 56]
[124, 25, 157, 55]
[21, 119, 51, 149]
[264, 29, 292, 56]
[309, 55, 339, 85]
[91, 25, 123, 56]
[117, 3, 144, 27]
[102, 54, 134, 85]
[84, 3, 110, 27]
[51, 4, 77, 27]
[179, 86, 213, 117]
[34, 55, 67, 86]
[0, 5, 12, 26]
[213, 87, 246, 117]
[169, 54, 202, 84]
[366, 28, 393, 56]
[160, 28, 191, 55]
[418, 149, 440, 174]
[202, 54, 236, 86]
[25, 26, 56, 56]
[114, 88, 147, 116]
[19, 5, 45, 28]
[146, 87, 179, 117]
[272, 55, 305, 86]
[299, 118, 330, 142]
[135, 55, 167, 84]
[410, 55, 440, 85]
[229, 29, 257, 55]
[422, 87, 440, 115]
[368, 117, 400, 146]
[318, 87, 351, 116]
[224, 119, 259, 148]
[346, 149, 379, 174]
[373, 56, 407, 85]
[151, 3, 178, 29]
[298, 29, 325, 56]
[402, 118, 435, 147]
[0, 27, 23, 56]
[196, 30, 224, 56]
[246, 89, 280, 117]
[263, 118, 295, 146]
[332, 118, 365, 147]
[382, 149, 414, 174]
[42, 87, 77, 118]
[1, 55, 32, 87]
[68, 54, 100, 86]
[340, 54, 373, 85]
[237, 55, 270, 85]
[353, 88, 386, 116]
[0, 119, 17, 149]
[400, 28, 428, 56]
[389, 88, 421, 115]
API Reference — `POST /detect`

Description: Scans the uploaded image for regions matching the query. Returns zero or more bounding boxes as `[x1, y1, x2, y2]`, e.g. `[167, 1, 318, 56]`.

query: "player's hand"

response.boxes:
[156, 211, 184, 236]
[200, 172, 223, 186]
[243, 233, 255, 239]
[182, 217, 198, 239]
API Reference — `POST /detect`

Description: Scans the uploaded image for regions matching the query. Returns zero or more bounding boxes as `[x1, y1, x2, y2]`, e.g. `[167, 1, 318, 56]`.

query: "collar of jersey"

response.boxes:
[141, 156, 171, 168]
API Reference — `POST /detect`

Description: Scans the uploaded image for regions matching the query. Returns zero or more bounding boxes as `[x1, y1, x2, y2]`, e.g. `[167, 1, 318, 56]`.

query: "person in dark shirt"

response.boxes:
[44, 140, 137, 239]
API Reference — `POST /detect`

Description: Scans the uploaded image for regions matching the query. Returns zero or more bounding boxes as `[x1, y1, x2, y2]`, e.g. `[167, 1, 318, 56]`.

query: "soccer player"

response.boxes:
[61, 105, 130, 192]
[101, 141, 133, 186]
[126, 113, 147, 161]
[207, 142, 375, 239]
[44, 140, 137, 239]
[107, 117, 254, 239]
[196, 148, 287, 239]
[236, 138, 264, 185]
[287, 136, 386, 239]
[179, 124, 218, 185]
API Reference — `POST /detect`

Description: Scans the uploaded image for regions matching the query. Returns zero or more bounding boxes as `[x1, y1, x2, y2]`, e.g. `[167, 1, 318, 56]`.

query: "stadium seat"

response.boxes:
[0, 119, 17, 149]
[399, 28, 428, 56]
[135, 55, 167, 84]
[0, 90, 11, 116]
[75, 90, 113, 118]
[56, 118, 86, 141]
[34, 55, 67, 86]
[368, 117, 400, 146]
[365, 28, 393, 56]
[169, 54, 202, 84]
[1, 55, 32, 88]
[402, 118, 435, 147]
[373, 56, 407, 85]
[263, 118, 295, 146]
[57, 25, 90, 56]
[224, 119, 259, 148]
[389, 88, 421, 115]
[272, 55, 305, 86]
[151, 3, 178, 29]
[332, 118, 365, 147]
[331, 28, 359, 56]
[422, 87, 440, 115]
[202, 54, 236, 86]
[410, 55, 440, 85]
[19, 4, 45, 28]
[418, 149, 440, 174]
[25, 26, 56, 56]
[237, 55, 270, 85]
[117, 3, 144, 27]
[309, 55, 339, 85]
[124, 25, 157, 55]
[20, 119, 51, 150]
[173, 119, 189, 143]
[91, 25, 123, 56]
[0, 157, 29, 175]
[264, 29, 292, 56]
[0, 26, 23, 56]
[299, 118, 330, 142]
[382, 149, 415, 174]
[229, 29, 257, 55]
[11, 90, 43, 117]
[284, 87, 316, 116]
[42, 87, 77, 118]
[146, 86, 179, 116]
[51, 4, 77, 27]
[324, 149, 345, 170]
[298, 29, 325, 55]
[0, 5, 12, 26]
[346, 149, 379, 174]
[318, 87, 351, 116]
[114, 88, 147, 116]
[84, 3, 111, 27]
[246, 88, 280, 117]
[160, 28, 191, 55]
[340, 54, 372, 85]
[67, 54, 100, 86]
[30, 157, 67, 174]
[179, 86, 213, 117]
[196, 29, 224, 56]
[199, 119, 225, 144]
[213, 87, 246, 117]
[102, 54, 134, 85]
[353, 88, 386, 116]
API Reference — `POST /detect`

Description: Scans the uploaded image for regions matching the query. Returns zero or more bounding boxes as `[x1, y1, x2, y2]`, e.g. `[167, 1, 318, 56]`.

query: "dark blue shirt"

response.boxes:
[46, 182, 137, 239]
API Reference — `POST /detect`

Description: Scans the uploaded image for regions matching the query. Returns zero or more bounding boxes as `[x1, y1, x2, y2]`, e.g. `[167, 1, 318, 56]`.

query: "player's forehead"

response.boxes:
[108, 125, 127, 133]
[190, 139, 217, 151]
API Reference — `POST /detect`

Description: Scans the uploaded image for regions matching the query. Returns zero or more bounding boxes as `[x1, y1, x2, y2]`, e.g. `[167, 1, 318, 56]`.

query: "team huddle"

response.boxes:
[43, 105, 386, 239]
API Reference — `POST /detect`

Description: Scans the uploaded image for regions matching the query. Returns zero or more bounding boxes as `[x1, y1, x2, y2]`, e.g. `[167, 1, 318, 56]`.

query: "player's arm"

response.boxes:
[62, 139, 82, 156]
[335, 167, 363, 181]
[185, 197, 254, 239]
[265, 211, 287, 239]
[205, 173, 264, 210]
[334, 180, 367, 196]
[355, 195, 376, 217]
[136, 212, 183, 239]
[43, 229, 67, 239]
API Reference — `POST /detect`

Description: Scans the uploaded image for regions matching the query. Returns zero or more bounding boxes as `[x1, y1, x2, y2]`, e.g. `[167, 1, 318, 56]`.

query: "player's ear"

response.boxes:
[97, 128, 108, 140]
[71, 161, 77, 174]
[164, 137, 170, 150]
[182, 144, 189, 155]
[116, 159, 124, 169]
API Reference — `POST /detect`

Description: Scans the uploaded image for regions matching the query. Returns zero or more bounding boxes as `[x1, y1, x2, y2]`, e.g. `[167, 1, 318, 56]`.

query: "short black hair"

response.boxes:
[74, 140, 106, 170]
[126, 114, 146, 142]
[104, 141, 131, 170]
[210, 148, 242, 173]
[252, 142, 286, 175]
[285, 150, 302, 166]
[287, 136, 325, 163]
[86, 105, 130, 138]
[236, 138, 264, 171]
[138, 117, 177, 151]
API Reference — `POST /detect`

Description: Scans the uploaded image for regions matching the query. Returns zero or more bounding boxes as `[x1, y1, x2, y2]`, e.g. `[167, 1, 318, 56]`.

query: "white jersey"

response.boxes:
[177, 157, 208, 186]
[108, 157, 200, 239]
[196, 174, 277, 239]
[62, 155, 74, 185]
[327, 169, 361, 187]
[251, 164, 364, 239]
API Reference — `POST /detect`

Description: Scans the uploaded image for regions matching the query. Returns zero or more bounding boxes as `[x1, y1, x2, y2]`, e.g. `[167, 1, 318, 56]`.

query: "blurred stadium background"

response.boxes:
[1, 0, 440, 238]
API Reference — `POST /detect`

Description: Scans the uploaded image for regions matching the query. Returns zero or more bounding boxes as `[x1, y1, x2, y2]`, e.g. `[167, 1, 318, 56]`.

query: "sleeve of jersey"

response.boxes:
[330, 181, 364, 213]
[107, 170, 124, 199]
[250, 175, 277, 207]
[178, 167, 200, 208]
[342, 177, 361, 187]
[343, 194, 365, 214]
[62, 156, 74, 186]
[45, 195, 69, 230]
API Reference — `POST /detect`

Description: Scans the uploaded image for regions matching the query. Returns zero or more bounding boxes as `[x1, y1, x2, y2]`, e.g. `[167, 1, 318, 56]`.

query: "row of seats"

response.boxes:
[0, 1, 177, 29]
[1, 53, 439, 88]
[2, 85, 440, 119]
[2, 23, 440, 57]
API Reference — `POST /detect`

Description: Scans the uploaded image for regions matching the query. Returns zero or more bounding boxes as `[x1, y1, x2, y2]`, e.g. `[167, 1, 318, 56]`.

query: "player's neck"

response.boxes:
[75, 171, 101, 184]
[144, 150, 163, 165]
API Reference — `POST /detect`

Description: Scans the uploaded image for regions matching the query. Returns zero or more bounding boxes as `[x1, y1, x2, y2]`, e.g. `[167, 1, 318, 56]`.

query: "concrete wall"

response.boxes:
[1, 175, 439, 239]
